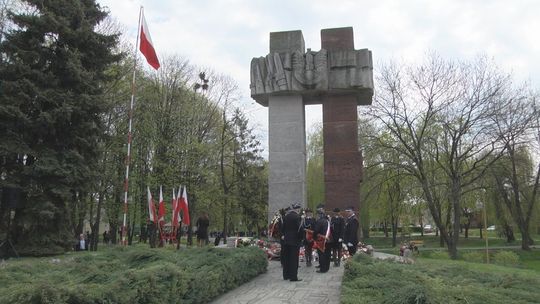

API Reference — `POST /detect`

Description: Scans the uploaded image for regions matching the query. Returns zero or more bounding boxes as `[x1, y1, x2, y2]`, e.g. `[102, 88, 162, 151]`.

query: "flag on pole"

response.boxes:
[176, 186, 183, 223]
[178, 186, 190, 225]
[171, 188, 179, 227]
[139, 10, 160, 70]
[158, 185, 166, 225]
[147, 187, 157, 222]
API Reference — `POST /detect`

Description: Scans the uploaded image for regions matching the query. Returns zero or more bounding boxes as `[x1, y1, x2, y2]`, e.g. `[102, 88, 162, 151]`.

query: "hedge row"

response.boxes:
[341, 253, 540, 304]
[0, 246, 267, 304]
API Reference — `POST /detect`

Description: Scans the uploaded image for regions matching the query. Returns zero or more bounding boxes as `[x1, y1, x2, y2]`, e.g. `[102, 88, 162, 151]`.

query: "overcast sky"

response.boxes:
[98, 0, 540, 153]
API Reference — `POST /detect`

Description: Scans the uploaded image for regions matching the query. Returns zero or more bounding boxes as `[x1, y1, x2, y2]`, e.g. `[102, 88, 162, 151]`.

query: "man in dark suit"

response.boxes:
[344, 206, 359, 256]
[330, 208, 345, 266]
[281, 203, 304, 281]
[314, 204, 332, 273]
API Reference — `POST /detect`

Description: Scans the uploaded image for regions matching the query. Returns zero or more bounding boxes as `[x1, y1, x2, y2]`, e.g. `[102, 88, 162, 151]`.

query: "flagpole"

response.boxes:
[121, 6, 143, 246]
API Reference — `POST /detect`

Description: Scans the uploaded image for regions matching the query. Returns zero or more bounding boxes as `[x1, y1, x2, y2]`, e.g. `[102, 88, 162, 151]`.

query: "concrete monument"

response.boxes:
[251, 27, 373, 221]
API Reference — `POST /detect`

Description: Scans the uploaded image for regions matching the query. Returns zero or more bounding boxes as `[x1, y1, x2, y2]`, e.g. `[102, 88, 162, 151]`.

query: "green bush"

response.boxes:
[462, 251, 485, 263]
[0, 246, 267, 304]
[493, 250, 520, 267]
[342, 254, 540, 304]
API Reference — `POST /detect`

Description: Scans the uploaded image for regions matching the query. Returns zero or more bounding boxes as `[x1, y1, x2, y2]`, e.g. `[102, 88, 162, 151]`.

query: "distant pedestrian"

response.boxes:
[196, 212, 210, 247]
[76, 233, 88, 251]
[103, 230, 109, 245]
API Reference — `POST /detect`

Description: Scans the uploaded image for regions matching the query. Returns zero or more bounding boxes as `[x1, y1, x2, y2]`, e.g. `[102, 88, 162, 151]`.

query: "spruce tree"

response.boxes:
[0, 0, 121, 255]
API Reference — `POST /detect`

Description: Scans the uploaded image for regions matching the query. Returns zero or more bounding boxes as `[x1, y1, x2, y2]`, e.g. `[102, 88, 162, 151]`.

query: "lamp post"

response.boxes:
[184, 72, 209, 247]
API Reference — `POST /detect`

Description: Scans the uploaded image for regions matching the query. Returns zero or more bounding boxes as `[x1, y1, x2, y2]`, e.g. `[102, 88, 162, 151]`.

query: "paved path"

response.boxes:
[210, 260, 344, 304]
[210, 252, 402, 304]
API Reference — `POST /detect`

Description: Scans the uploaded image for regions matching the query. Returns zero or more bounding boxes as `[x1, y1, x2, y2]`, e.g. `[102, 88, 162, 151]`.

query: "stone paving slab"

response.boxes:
[210, 260, 344, 304]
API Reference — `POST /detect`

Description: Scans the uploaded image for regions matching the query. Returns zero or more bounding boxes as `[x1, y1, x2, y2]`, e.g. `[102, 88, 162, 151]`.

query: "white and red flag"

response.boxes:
[139, 10, 160, 70]
[147, 187, 158, 222]
[158, 185, 166, 225]
[171, 188, 179, 227]
[178, 186, 190, 226]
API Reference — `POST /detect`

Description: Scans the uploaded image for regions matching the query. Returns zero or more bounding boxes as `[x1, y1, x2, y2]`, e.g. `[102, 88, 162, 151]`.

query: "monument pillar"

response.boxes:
[250, 27, 373, 221]
[321, 28, 364, 211]
[267, 31, 307, 221]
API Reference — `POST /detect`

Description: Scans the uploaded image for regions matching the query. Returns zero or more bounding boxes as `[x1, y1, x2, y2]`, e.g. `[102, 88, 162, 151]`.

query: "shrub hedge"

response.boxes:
[342, 253, 540, 304]
[0, 246, 267, 304]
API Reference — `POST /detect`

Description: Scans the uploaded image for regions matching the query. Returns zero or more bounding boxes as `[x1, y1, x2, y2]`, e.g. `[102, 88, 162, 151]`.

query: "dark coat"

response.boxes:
[304, 216, 316, 230]
[281, 210, 304, 246]
[314, 214, 330, 240]
[330, 216, 345, 243]
[344, 214, 359, 246]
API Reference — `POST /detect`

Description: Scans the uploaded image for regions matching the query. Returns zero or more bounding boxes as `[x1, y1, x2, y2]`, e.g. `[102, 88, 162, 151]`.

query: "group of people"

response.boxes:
[276, 203, 359, 282]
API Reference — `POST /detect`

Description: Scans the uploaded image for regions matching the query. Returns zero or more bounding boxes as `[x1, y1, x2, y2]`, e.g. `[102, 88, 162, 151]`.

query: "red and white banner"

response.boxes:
[139, 10, 160, 70]
[178, 186, 190, 226]
[158, 185, 166, 225]
[147, 187, 157, 222]
[171, 188, 179, 227]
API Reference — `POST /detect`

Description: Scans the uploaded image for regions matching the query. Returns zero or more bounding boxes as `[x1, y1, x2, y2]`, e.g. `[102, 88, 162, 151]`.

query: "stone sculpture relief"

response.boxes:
[250, 48, 372, 98]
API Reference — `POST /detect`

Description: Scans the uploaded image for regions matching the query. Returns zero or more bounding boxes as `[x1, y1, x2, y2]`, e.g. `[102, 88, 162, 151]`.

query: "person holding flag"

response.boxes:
[314, 204, 332, 273]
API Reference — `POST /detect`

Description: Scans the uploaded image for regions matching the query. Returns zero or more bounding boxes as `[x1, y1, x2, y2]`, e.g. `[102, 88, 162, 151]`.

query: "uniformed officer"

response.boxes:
[314, 204, 332, 273]
[281, 202, 304, 281]
[344, 206, 359, 256]
[330, 207, 345, 266]
[303, 208, 316, 267]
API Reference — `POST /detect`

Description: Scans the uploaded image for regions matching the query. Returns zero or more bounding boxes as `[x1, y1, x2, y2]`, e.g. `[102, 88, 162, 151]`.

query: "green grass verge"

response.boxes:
[363, 234, 535, 249]
[0, 246, 267, 304]
[342, 253, 540, 304]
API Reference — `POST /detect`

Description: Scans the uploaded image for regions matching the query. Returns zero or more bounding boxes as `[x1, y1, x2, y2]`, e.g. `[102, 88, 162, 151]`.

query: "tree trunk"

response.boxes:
[383, 220, 389, 238]
[479, 223, 483, 239]
[449, 180, 461, 259]
[391, 216, 398, 247]
[90, 192, 104, 251]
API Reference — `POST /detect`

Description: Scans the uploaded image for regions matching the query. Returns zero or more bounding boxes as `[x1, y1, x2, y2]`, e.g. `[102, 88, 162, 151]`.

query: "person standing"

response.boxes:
[314, 204, 332, 273]
[196, 212, 210, 247]
[76, 233, 87, 251]
[344, 206, 359, 256]
[281, 203, 304, 281]
[303, 209, 316, 267]
[330, 208, 345, 266]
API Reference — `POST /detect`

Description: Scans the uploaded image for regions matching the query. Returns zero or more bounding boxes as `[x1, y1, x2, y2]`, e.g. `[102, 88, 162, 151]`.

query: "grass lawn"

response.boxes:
[0, 245, 267, 304]
[364, 232, 539, 250]
[342, 253, 540, 304]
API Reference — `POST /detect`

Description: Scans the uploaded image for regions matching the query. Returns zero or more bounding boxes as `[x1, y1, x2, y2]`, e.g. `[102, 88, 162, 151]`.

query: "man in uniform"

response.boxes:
[314, 204, 331, 273]
[344, 206, 359, 256]
[303, 208, 315, 267]
[330, 208, 345, 266]
[281, 203, 304, 281]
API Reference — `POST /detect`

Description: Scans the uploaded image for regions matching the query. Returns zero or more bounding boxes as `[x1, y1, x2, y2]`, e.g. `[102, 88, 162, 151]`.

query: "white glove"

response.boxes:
[338, 238, 343, 242]
[347, 242, 353, 247]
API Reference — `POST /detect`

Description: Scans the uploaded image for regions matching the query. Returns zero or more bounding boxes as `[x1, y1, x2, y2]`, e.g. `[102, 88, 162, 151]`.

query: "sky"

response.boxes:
[98, 0, 540, 154]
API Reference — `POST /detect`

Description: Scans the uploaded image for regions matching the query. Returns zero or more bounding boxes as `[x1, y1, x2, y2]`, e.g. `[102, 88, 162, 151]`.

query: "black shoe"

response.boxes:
[316, 270, 327, 273]
[283, 277, 290, 280]
[315, 265, 320, 268]
[290, 278, 302, 281]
